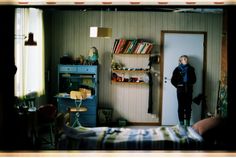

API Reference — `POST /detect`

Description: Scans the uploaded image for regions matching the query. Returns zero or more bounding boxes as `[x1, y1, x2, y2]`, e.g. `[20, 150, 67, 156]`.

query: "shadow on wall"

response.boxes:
[188, 55, 204, 124]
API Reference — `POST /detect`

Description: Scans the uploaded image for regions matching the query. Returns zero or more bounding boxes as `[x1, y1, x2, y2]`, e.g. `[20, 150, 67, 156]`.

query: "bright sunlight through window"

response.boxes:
[14, 8, 45, 97]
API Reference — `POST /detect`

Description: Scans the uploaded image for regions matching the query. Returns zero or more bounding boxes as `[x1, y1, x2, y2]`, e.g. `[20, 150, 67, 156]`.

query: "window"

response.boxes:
[14, 8, 45, 97]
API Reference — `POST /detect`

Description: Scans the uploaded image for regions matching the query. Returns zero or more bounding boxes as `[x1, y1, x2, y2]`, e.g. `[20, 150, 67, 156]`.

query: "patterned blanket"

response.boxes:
[60, 125, 203, 150]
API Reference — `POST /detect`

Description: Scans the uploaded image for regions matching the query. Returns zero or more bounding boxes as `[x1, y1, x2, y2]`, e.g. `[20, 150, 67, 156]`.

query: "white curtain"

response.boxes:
[14, 8, 45, 97]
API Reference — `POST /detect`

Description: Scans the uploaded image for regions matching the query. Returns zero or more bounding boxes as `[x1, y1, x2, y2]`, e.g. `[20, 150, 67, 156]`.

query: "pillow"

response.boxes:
[192, 117, 223, 135]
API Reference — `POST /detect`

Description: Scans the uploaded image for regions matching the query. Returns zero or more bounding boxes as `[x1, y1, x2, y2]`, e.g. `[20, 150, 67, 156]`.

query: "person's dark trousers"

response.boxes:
[177, 86, 193, 126]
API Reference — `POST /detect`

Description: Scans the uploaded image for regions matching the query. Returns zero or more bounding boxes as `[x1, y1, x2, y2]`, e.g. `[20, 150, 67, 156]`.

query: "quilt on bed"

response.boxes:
[60, 125, 203, 150]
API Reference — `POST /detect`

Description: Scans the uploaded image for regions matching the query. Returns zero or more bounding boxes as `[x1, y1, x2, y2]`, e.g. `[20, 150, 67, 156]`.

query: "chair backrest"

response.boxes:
[25, 91, 37, 108]
[14, 96, 36, 113]
[24, 97, 36, 109]
[37, 104, 57, 123]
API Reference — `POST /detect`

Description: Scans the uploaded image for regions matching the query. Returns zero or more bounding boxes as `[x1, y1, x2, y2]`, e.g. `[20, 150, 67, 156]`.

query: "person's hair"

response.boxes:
[179, 55, 189, 64]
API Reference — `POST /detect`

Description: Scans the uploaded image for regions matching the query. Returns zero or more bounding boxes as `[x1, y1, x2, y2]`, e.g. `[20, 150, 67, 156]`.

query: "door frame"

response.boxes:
[159, 31, 207, 125]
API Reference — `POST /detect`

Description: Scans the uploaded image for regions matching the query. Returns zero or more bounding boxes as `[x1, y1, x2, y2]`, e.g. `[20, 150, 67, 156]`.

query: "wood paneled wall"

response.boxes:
[45, 10, 223, 123]
[221, 10, 227, 85]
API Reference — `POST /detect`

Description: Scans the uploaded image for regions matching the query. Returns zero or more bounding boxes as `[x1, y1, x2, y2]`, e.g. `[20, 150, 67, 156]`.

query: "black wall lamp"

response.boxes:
[15, 32, 37, 46]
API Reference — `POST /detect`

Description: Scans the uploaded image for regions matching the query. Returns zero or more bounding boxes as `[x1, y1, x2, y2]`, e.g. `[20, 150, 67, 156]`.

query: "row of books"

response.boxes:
[112, 39, 153, 54]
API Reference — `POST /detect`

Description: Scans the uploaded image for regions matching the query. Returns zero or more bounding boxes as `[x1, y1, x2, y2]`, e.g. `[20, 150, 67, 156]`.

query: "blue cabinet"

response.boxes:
[55, 65, 98, 127]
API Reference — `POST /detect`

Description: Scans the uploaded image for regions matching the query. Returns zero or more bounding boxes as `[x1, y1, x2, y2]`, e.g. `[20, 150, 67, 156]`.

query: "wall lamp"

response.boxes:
[15, 32, 37, 46]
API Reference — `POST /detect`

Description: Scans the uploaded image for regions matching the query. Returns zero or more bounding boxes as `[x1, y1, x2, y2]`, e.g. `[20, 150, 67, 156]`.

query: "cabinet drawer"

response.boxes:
[59, 65, 97, 74]
[76, 66, 97, 74]
[59, 65, 77, 73]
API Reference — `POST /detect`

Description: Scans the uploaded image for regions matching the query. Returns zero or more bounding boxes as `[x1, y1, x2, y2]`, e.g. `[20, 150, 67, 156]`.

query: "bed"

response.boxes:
[56, 124, 203, 150]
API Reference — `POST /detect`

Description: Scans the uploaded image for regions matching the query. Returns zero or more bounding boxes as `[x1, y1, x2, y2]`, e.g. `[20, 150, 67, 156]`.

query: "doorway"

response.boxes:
[160, 31, 206, 126]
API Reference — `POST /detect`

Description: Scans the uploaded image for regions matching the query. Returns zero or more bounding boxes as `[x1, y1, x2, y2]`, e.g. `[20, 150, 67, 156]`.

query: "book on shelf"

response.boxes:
[125, 40, 136, 54]
[133, 42, 141, 54]
[136, 42, 146, 54]
[113, 39, 121, 54]
[117, 39, 128, 54]
[135, 42, 153, 54]
[112, 38, 153, 54]
[129, 39, 145, 54]
[140, 42, 152, 54]
[123, 40, 132, 53]
[115, 39, 128, 54]
[114, 39, 123, 54]
[112, 39, 119, 53]
[145, 43, 153, 54]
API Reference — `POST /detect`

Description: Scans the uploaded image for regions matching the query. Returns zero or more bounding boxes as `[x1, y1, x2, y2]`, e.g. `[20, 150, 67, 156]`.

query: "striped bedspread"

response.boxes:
[61, 125, 203, 150]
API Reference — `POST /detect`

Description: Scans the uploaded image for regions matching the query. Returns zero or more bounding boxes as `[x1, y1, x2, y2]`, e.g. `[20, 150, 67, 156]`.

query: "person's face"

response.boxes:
[180, 57, 188, 65]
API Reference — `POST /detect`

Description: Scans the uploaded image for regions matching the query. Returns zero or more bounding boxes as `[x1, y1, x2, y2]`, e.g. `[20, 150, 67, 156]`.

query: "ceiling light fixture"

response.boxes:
[89, 9, 112, 38]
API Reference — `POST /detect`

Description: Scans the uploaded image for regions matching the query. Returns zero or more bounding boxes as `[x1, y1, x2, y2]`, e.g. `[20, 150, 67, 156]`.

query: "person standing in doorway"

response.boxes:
[171, 55, 196, 126]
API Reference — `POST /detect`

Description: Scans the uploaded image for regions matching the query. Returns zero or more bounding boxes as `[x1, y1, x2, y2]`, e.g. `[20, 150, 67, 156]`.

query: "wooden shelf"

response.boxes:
[112, 69, 150, 73]
[111, 80, 148, 85]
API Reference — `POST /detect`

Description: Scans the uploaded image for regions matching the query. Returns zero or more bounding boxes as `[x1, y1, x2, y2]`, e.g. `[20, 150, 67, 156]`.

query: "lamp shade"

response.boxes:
[90, 27, 112, 38]
[25, 32, 37, 46]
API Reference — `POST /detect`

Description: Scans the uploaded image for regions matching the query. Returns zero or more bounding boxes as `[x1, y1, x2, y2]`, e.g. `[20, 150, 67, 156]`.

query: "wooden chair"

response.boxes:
[13, 96, 37, 148]
[36, 104, 57, 148]
[69, 90, 90, 127]
[68, 106, 88, 127]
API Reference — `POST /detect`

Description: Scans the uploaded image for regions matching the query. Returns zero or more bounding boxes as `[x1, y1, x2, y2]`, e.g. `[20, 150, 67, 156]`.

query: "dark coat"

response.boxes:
[171, 64, 196, 89]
